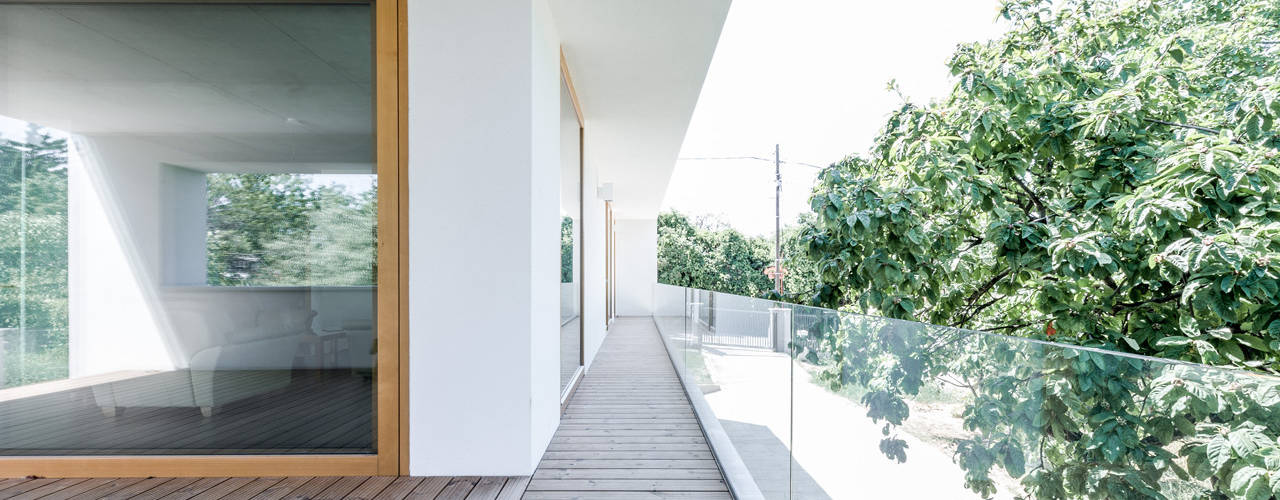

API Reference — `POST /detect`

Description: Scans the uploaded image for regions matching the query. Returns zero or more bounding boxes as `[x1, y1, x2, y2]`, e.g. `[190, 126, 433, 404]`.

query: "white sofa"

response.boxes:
[92, 290, 315, 417]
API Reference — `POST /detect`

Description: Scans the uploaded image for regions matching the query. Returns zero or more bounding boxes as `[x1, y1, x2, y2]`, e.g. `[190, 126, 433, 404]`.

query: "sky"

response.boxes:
[662, 0, 1010, 236]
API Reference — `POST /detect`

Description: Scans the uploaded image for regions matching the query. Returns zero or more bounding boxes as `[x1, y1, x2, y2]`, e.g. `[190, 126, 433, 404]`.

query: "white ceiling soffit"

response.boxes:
[550, 0, 731, 219]
[0, 3, 372, 164]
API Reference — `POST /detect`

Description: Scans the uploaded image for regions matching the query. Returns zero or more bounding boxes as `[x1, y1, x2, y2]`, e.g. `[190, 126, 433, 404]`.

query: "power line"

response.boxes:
[677, 155, 828, 169]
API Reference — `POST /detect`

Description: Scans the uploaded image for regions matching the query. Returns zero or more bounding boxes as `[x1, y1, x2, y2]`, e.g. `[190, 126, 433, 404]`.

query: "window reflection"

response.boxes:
[0, 3, 375, 454]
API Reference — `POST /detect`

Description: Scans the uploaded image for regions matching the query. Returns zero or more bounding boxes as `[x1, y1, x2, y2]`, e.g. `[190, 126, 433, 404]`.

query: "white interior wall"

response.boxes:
[67, 135, 376, 377]
[407, 0, 560, 476]
[68, 136, 179, 376]
[615, 218, 657, 316]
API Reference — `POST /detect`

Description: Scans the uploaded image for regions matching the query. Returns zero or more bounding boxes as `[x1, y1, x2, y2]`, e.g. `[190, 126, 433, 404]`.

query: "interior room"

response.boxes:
[0, 2, 378, 454]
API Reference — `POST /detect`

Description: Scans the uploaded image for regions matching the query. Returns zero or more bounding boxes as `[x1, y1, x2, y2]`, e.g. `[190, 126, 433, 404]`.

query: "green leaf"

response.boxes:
[1237, 334, 1269, 352]
[1229, 466, 1266, 499]
[1219, 341, 1245, 363]
[1255, 384, 1280, 407]
[1228, 426, 1272, 456]
[1208, 436, 1232, 470]
[1155, 336, 1191, 347]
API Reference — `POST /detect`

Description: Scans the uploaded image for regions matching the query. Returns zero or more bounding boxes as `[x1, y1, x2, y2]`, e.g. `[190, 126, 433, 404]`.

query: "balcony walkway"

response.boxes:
[0, 318, 726, 500]
[523, 317, 730, 499]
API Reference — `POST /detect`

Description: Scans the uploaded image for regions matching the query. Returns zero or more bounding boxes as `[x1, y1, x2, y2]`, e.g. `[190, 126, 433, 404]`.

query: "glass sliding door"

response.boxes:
[0, 2, 381, 456]
[559, 71, 583, 394]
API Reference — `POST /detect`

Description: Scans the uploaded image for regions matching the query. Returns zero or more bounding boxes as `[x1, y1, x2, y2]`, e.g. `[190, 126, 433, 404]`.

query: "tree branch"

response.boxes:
[985, 323, 1032, 332]
[961, 237, 984, 252]
[1011, 175, 1050, 218]
[1112, 291, 1179, 312]
[966, 269, 1011, 305]
[1143, 118, 1246, 145]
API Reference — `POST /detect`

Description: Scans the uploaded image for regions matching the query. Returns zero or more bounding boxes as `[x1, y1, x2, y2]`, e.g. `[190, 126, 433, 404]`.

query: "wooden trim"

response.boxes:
[0, 0, 405, 478]
[373, 0, 402, 476]
[395, 0, 411, 477]
[560, 48, 585, 126]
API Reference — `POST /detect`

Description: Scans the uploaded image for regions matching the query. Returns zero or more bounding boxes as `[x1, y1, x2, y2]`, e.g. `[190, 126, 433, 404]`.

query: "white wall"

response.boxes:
[407, 0, 561, 476]
[68, 136, 179, 376]
[615, 218, 657, 316]
[528, 0, 562, 469]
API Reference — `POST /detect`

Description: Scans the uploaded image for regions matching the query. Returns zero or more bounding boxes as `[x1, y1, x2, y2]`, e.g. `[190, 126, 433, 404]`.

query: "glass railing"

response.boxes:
[654, 283, 1280, 500]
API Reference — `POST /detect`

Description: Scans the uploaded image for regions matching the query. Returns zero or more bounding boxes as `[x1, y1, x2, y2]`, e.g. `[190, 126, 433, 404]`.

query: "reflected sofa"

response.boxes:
[91, 291, 314, 417]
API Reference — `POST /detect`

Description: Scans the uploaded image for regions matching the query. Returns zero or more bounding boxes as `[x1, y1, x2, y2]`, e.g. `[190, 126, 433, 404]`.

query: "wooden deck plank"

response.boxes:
[461, 477, 505, 500]
[524, 479, 726, 492]
[534, 460, 719, 470]
[36, 478, 116, 500]
[157, 477, 228, 500]
[403, 477, 449, 500]
[7, 478, 88, 500]
[433, 477, 478, 500]
[521, 492, 730, 499]
[0, 478, 60, 499]
[345, 476, 395, 500]
[214, 477, 282, 499]
[278, 477, 339, 500]
[64, 478, 145, 500]
[98, 477, 174, 500]
[495, 478, 528, 500]
[248, 476, 313, 500]
[369, 477, 424, 500]
[127, 478, 200, 500]
[188, 477, 255, 500]
[313, 476, 369, 500]
[533, 469, 722, 481]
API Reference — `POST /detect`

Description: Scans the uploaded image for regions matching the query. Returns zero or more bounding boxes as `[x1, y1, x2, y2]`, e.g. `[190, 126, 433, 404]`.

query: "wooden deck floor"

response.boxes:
[523, 317, 729, 499]
[0, 476, 530, 500]
[0, 318, 727, 499]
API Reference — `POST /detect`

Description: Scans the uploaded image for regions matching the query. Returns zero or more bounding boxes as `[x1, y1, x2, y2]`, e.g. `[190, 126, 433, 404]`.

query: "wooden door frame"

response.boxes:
[0, 0, 407, 478]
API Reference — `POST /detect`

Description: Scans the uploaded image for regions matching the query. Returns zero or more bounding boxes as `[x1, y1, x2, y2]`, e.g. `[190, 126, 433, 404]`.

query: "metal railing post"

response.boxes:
[769, 307, 792, 353]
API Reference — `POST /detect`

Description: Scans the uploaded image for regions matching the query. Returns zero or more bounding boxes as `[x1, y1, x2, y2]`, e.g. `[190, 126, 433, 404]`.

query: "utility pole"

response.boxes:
[773, 144, 782, 295]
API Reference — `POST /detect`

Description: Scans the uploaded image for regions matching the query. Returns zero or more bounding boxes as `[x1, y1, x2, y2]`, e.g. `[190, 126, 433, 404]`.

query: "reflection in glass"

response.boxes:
[559, 76, 582, 392]
[0, 3, 375, 454]
[654, 284, 1280, 499]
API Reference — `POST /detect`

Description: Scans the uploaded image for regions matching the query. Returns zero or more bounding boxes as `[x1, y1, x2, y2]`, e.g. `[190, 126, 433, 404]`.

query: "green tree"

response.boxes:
[207, 174, 376, 286]
[657, 210, 776, 297]
[0, 126, 70, 387]
[798, 0, 1280, 497]
[562, 216, 574, 283]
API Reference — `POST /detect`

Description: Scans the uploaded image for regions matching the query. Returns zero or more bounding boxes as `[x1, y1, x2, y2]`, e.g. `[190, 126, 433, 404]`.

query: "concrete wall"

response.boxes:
[615, 218, 657, 316]
[406, 0, 561, 476]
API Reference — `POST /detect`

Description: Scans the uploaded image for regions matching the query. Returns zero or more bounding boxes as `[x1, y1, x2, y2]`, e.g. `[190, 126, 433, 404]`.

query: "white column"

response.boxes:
[407, 0, 560, 476]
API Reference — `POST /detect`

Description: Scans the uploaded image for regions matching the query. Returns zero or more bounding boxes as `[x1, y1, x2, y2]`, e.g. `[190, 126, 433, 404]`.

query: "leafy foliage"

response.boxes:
[0, 127, 69, 387]
[796, 0, 1280, 497]
[562, 216, 574, 283]
[657, 210, 778, 297]
[207, 174, 377, 286]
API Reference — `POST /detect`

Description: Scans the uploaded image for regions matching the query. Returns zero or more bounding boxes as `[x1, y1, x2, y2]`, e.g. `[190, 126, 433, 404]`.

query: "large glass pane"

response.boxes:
[655, 285, 1280, 499]
[559, 76, 582, 392]
[0, 3, 375, 454]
